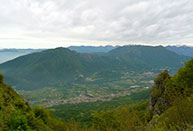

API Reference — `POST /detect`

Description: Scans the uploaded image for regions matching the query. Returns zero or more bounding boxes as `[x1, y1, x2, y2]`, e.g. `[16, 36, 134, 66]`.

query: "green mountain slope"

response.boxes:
[0, 47, 113, 90]
[0, 74, 66, 130]
[0, 46, 189, 103]
[108, 45, 188, 69]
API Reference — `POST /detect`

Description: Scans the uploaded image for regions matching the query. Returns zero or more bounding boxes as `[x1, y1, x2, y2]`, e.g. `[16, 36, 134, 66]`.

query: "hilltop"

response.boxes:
[0, 45, 189, 106]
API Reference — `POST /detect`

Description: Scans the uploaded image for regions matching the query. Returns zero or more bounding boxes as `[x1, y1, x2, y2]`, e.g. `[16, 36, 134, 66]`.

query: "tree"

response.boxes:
[0, 74, 4, 83]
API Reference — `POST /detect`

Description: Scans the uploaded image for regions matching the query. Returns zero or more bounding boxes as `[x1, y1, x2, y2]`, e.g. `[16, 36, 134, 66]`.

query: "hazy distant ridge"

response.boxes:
[166, 46, 193, 57]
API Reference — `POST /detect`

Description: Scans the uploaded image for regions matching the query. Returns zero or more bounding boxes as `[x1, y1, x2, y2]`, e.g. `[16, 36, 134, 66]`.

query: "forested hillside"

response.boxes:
[0, 47, 113, 90]
[91, 59, 193, 130]
[108, 45, 187, 68]
[0, 58, 193, 130]
[0, 46, 188, 90]
[0, 46, 189, 106]
[0, 74, 66, 130]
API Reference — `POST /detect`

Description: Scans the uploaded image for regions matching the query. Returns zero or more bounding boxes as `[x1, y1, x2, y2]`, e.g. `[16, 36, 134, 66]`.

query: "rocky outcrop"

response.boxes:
[147, 70, 171, 121]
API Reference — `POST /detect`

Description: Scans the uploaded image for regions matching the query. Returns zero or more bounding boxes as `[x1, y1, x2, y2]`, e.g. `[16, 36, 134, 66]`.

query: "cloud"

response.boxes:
[0, 0, 193, 48]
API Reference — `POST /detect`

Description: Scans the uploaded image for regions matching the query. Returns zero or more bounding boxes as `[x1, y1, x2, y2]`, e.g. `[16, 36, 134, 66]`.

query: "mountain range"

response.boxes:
[0, 45, 189, 91]
[166, 45, 193, 57]
[68, 45, 118, 53]
[1, 45, 193, 65]
[1, 45, 193, 130]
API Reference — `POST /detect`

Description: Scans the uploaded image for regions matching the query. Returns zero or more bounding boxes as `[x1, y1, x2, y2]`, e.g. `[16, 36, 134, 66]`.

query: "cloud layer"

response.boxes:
[0, 0, 193, 48]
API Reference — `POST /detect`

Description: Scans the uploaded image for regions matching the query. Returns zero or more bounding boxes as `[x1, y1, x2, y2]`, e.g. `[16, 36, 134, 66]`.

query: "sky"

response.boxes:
[0, 0, 193, 48]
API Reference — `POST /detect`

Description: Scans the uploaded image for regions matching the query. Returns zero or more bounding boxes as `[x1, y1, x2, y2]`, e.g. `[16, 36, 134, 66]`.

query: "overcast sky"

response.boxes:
[0, 0, 193, 48]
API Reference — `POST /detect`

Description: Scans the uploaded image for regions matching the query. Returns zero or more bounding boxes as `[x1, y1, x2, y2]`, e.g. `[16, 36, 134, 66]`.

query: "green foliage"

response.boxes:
[92, 101, 148, 131]
[171, 59, 193, 96]
[151, 70, 170, 100]
[149, 95, 193, 130]
[0, 74, 4, 83]
[0, 74, 67, 131]
[9, 113, 30, 131]
[147, 58, 193, 130]
[33, 106, 50, 124]
[154, 70, 170, 87]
